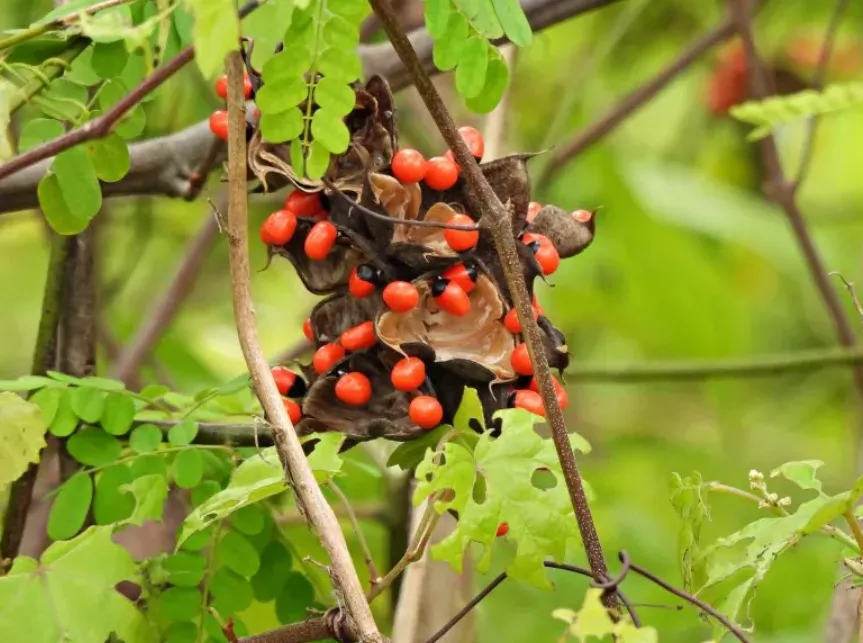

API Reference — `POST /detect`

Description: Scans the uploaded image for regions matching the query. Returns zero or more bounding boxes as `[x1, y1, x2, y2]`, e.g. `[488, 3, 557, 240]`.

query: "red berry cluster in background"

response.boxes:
[208, 71, 254, 140]
[240, 69, 597, 447]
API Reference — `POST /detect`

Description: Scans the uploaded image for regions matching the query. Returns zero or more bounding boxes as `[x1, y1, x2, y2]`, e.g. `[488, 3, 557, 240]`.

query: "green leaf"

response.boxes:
[78, 6, 135, 43]
[86, 134, 130, 183]
[187, 0, 240, 78]
[311, 107, 350, 153]
[218, 529, 260, 577]
[453, 387, 482, 431]
[71, 386, 106, 423]
[231, 504, 266, 535]
[490, 0, 531, 46]
[93, 464, 134, 524]
[455, 36, 488, 100]
[316, 47, 362, 83]
[19, 118, 65, 152]
[39, 172, 91, 236]
[91, 40, 129, 78]
[554, 588, 658, 642]
[164, 621, 197, 643]
[770, 460, 824, 493]
[251, 541, 293, 602]
[122, 474, 169, 526]
[67, 426, 121, 466]
[304, 139, 331, 180]
[0, 526, 154, 643]
[163, 552, 207, 588]
[730, 82, 863, 140]
[321, 16, 359, 49]
[53, 146, 102, 224]
[275, 572, 315, 623]
[140, 384, 170, 400]
[172, 449, 204, 489]
[129, 423, 163, 453]
[152, 586, 202, 622]
[210, 568, 254, 616]
[99, 79, 146, 139]
[432, 12, 468, 72]
[30, 387, 63, 425]
[47, 472, 93, 540]
[0, 375, 55, 392]
[0, 392, 47, 488]
[425, 0, 452, 39]
[414, 409, 589, 587]
[465, 48, 509, 113]
[260, 107, 304, 143]
[168, 419, 199, 446]
[261, 48, 313, 86]
[66, 46, 103, 86]
[79, 376, 126, 391]
[305, 433, 345, 481]
[455, 0, 503, 38]
[327, 0, 369, 22]
[0, 81, 11, 162]
[314, 77, 356, 115]
[255, 79, 308, 115]
[100, 391, 135, 436]
[242, 0, 297, 68]
[669, 472, 710, 592]
[49, 390, 79, 437]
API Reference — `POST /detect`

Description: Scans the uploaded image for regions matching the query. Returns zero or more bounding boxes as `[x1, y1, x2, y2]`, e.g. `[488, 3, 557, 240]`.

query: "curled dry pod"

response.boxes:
[527, 204, 596, 259]
[376, 273, 517, 382]
[298, 353, 430, 442]
[311, 291, 383, 345]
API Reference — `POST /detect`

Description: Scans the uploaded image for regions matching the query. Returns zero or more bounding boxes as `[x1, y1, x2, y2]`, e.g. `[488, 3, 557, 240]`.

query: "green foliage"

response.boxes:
[0, 392, 47, 489]
[730, 82, 863, 140]
[424, 0, 529, 110]
[186, 0, 240, 78]
[553, 588, 659, 642]
[0, 526, 154, 643]
[258, 0, 367, 179]
[415, 407, 590, 588]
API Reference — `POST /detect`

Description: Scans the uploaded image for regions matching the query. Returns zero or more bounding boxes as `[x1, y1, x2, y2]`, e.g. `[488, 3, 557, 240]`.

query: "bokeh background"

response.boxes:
[3, 0, 863, 641]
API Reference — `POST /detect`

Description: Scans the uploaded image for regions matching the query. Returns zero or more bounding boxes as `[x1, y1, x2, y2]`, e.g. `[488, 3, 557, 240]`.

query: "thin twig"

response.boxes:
[844, 511, 863, 553]
[366, 0, 613, 600]
[830, 272, 863, 323]
[0, 232, 68, 559]
[0, 0, 262, 183]
[793, 0, 852, 188]
[327, 480, 380, 583]
[223, 51, 383, 643]
[112, 211, 221, 385]
[323, 179, 479, 231]
[536, 17, 737, 188]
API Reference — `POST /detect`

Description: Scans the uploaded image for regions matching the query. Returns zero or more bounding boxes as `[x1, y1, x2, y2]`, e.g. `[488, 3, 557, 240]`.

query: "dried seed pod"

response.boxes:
[527, 205, 596, 259]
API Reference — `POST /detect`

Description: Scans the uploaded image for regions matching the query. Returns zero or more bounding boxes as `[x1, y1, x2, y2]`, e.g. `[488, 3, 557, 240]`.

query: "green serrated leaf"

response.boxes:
[70, 386, 106, 424]
[122, 473, 169, 526]
[47, 472, 93, 540]
[261, 107, 305, 143]
[432, 12, 468, 72]
[93, 464, 134, 524]
[187, 0, 240, 78]
[173, 449, 204, 489]
[49, 390, 79, 437]
[86, 133, 131, 182]
[415, 409, 588, 587]
[218, 529, 260, 577]
[168, 419, 199, 446]
[129, 423, 163, 453]
[316, 47, 362, 83]
[314, 76, 356, 115]
[39, 172, 91, 235]
[310, 107, 349, 153]
[0, 392, 48, 488]
[251, 541, 293, 602]
[91, 40, 129, 78]
[490, 0, 531, 46]
[455, 36, 488, 99]
[100, 391, 135, 436]
[425, 0, 452, 39]
[53, 145, 102, 224]
[304, 138, 331, 180]
[465, 49, 509, 113]
[67, 426, 121, 467]
[30, 387, 63, 425]
[770, 460, 824, 493]
[0, 526, 154, 643]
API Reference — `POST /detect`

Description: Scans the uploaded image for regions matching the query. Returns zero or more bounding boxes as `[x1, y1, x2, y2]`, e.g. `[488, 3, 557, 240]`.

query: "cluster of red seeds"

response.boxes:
[208, 72, 254, 140]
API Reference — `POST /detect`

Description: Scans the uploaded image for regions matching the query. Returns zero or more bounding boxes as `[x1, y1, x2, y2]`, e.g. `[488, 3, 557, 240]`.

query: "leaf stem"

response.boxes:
[844, 510, 863, 553]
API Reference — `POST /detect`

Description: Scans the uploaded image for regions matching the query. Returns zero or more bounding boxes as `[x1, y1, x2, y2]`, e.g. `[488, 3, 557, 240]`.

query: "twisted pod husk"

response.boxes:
[244, 65, 596, 445]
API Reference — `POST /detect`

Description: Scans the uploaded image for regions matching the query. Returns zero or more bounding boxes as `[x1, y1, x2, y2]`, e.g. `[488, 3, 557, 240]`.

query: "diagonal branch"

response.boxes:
[367, 0, 613, 601]
[223, 51, 384, 643]
[0, 0, 619, 215]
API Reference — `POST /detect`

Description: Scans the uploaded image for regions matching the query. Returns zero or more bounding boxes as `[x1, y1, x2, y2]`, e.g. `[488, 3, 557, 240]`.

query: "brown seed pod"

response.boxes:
[527, 205, 596, 259]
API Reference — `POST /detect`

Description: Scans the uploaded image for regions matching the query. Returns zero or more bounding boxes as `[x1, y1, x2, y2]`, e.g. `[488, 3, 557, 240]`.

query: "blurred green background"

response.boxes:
[4, 0, 863, 641]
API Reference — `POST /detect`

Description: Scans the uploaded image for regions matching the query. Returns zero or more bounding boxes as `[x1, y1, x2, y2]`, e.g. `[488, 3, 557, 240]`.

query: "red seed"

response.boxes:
[457, 126, 485, 160]
[510, 343, 533, 376]
[383, 281, 420, 312]
[335, 372, 372, 406]
[424, 156, 459, 191]
[285, 190, 324, 217]
[391, 357, 426, 391]
[513, 390, 545, 417]
[283, 398, 302, 424]
[313, 343, 345, 375]
[432, 280, 470, 317]
[443, 214, 479, 252]
[527, 376, 569, 410]
[303, 318, 314, 342]
[271, 366, 298, 396]
[409, 396, 444, 429]
[391, 148, 428, 183]
[304, 221, 337, 260]
[259, 209, 297, 246]
[340, 321, 377, 352]
[503, 306, 538, 334]
[441, 263, 478, 294]
[349, 266, 377, 298]
[209, 110, 229, 140]
[496, 522, 510, 537]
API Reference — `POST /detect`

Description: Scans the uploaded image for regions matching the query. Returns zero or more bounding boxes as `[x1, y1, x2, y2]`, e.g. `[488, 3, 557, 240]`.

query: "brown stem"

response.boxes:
[238, 619, 332, 643]
[111, 211, 221, 386]
[367, 0, 612, 600]
[537, 16, 736, 187]
[224, 51, 384, 642]
[0, 231, 68, 559]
